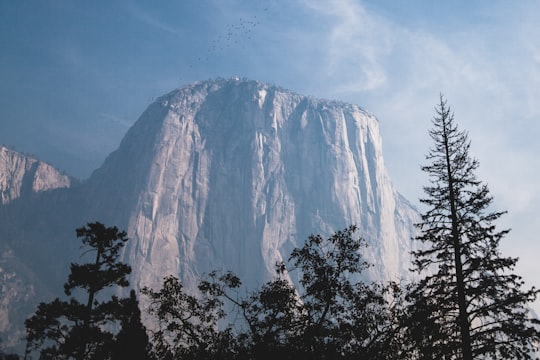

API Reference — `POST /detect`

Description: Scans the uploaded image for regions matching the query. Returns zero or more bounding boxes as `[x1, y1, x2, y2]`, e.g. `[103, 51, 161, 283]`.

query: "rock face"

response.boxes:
[0, 146, 73, 348]
[85, 78, 419, 292]
[0, 78, 420, 349]
[0, 248, 44, 349]
[0, 146, 72, 204]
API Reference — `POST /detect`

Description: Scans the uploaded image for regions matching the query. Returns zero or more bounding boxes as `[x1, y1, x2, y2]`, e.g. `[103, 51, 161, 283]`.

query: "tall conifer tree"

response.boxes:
[409, 96, 540, 359]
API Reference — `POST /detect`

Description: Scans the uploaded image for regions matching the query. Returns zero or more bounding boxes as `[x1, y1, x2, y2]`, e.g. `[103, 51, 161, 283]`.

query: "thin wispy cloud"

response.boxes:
[284, 2, 539, 312]
[129, 5, 185, 39]
[299, 0, 391, 93]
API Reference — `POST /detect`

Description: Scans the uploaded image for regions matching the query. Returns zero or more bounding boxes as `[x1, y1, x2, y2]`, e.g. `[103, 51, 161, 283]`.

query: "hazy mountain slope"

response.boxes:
[0, 146, 77, 348]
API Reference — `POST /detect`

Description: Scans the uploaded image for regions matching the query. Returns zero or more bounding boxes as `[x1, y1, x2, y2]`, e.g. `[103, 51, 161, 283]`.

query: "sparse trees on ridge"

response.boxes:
[406, 95, 540, 359]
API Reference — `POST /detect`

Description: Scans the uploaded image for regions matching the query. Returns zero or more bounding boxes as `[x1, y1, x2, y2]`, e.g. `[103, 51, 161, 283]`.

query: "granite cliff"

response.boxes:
[0, 146, 72, 205]
[0, 78, 419, 349]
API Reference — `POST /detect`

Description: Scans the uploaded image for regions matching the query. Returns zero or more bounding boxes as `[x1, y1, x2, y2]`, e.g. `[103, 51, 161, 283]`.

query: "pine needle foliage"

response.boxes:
[408, 96, 540, 359]
[25, 222, 149, 360]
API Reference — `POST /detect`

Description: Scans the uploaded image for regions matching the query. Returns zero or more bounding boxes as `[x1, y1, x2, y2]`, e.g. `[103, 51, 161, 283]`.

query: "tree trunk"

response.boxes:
[443, 119, 473, 360]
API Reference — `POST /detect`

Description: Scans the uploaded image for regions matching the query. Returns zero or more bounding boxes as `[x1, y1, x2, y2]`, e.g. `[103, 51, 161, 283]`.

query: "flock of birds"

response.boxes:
[193, 14, 262, 65]
[151, 7, 270, 103]
[212, 17, 260, 53]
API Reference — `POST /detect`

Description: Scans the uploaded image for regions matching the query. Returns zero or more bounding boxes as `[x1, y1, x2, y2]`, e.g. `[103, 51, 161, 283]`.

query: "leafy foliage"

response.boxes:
[408, 96, 540, 359]
[24, 222, 150, 360]
[144, 226, 404, 359]
[142, 274, 238, 360]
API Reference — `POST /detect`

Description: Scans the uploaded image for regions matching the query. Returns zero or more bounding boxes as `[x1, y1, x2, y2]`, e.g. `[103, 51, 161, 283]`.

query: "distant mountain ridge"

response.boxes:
[0, 145, 73, 204]
[0, 78, 419, 350]
[0, 146, 76, 347]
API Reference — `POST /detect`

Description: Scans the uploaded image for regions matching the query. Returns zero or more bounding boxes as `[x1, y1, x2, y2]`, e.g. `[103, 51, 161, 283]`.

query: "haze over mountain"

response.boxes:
[0, 78, 418, 348]
[0, 146, 76, 346]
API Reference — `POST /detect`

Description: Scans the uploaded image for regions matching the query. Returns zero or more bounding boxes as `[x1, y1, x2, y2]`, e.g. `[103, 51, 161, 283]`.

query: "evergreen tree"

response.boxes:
[24, 222, 146, 360]
[111, 290, 151, 360]
[408, 96, 540, 359]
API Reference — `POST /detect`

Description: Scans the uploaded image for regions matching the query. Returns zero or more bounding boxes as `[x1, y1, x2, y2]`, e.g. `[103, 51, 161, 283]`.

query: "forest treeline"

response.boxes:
[4, 98, 540, 359]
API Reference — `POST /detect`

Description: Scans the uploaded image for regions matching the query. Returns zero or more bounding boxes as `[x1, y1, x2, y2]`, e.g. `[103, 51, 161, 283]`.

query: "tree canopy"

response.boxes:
[143, 225, 404, 360]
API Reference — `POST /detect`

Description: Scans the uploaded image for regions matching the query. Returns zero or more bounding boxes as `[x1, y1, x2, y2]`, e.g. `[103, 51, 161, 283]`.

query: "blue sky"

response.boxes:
[1, 0, 539, 311]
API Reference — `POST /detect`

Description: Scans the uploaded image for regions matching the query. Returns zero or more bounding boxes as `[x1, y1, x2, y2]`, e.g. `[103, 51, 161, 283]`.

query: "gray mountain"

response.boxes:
[82, 78, 419, 291]
[0, 146, 72, 205]
[0, 78, 419, 350]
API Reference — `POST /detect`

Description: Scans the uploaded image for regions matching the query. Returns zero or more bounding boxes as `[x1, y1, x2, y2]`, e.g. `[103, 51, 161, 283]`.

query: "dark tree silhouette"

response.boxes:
[278, 225, 399, 359]
[142, 274, 237, 360]
[111, 290, 151, 360]
[408, 96, 540, 359]
[0, 352, 18, 360]
[0, 337, 19, 360]
[144, 226, 402, 359]
[25, 222, 149, 360]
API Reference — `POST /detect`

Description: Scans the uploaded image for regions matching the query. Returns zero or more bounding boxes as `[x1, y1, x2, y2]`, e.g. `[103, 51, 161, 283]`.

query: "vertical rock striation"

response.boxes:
[85, 78, 419, 292]
[0, 79, 420, 349]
